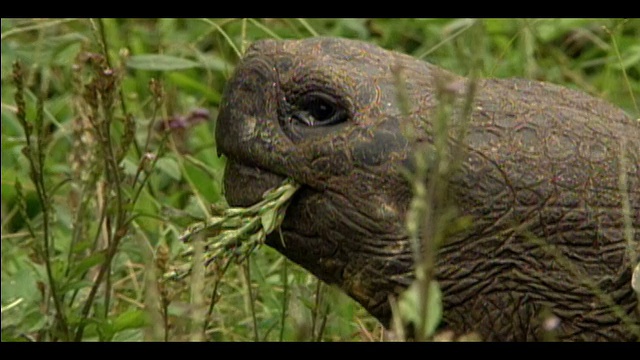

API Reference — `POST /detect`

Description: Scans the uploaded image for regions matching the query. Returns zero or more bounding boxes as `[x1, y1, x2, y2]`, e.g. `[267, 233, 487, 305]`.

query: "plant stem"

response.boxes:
[279, 253, 289, 342]
[242, 260, 259, 341]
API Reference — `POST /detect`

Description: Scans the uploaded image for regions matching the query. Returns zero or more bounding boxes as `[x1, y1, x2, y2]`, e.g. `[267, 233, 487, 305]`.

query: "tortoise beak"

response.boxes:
[223, 160, 286, 207]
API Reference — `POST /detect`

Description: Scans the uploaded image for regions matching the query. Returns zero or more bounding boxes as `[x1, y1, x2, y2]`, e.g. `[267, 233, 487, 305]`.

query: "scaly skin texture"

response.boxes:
[215, 37, 640, 341]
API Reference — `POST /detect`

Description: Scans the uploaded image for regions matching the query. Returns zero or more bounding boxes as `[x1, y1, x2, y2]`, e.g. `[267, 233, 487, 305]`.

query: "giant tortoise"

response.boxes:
[214, 37, 640, 341]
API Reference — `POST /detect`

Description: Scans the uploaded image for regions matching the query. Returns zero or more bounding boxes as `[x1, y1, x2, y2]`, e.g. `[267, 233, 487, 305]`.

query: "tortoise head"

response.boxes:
[215, 37, 453, 323]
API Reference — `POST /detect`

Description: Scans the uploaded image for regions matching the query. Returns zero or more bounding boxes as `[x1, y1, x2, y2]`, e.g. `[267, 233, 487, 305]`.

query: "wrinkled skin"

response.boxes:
[215, 37, 640, 341]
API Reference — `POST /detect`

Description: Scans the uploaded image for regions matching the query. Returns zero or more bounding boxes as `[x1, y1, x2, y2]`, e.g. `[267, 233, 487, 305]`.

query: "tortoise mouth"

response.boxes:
[223, 159, 320, 243]
[223, 160, 337, 285]
[223, 159, 412, 327]
[223, 160, 287, 207]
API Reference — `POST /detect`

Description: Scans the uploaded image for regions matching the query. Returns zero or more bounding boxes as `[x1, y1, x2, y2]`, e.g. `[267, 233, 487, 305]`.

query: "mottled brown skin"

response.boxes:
[215, 37, 640, 341]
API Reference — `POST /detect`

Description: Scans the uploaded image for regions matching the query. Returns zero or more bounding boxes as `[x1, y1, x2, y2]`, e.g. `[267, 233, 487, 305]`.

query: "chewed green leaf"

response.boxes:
[260, 208, 278, 234]
[127, 54, 200, 71]
[166, 178, 300, 280]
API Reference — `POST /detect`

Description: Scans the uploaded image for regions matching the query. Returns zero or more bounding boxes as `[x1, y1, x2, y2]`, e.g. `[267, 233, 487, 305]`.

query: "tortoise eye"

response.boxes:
[292, 92, 347, 127]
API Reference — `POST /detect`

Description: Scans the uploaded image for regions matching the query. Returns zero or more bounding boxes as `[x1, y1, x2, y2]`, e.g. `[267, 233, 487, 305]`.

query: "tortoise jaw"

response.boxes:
[223, 160, 286, 207]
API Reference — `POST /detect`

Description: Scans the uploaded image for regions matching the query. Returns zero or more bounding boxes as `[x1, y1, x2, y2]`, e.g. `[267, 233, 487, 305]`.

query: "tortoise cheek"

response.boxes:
[349, 118, 409, 168]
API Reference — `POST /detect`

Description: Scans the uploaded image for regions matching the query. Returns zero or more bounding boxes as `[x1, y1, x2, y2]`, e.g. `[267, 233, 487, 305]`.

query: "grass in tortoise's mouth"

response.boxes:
[164, 178, 300, 281]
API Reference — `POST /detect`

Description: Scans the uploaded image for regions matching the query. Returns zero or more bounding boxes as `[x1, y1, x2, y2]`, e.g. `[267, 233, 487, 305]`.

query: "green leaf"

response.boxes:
[121, 157, 138, 177]
[198, 55, 234, 72]
[184, 195, 208, 219]
[1, 265, 39, 311]
[68, 251, 106, 279]
[260, 208, 277, 234]
[166, 72, 221, 103]
[112, 329, 144, 341]
[156, 157, 181, 181]
[127, 54, 200, 71]
[59, 280, 94, 294]
[536, 19, 591, 43]
[12, 32, 87, 66]
[112, 309, 147, 332]
[398, 280, 443, 338]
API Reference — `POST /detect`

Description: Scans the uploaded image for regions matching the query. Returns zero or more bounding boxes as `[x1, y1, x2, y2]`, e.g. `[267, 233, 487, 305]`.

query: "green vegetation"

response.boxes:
[2, 18, 638, 342]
